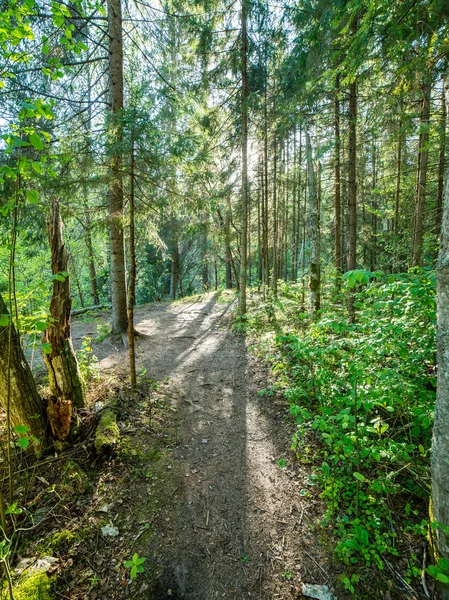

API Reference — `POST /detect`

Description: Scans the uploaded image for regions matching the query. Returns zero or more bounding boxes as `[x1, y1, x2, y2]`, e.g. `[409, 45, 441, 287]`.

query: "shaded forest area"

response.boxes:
[1, 0, 449, 598]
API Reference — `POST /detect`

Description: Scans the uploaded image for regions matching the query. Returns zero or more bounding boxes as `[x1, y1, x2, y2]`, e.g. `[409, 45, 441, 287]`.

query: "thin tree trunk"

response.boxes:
[84, 216, 99, 306]
[306, 130, 320, 317]
[394, 107, 403, 265]
[370, 141, 377, 271]
[239, 0, 248, 315]
[43, 199, 85, 441]
[348, 67, 358, 319]
[436, 87, 446, 241]
[292, 130, 298, 282]
[201, 213, 209, 290]
[107, 0, 128, 338]
[258, 159, 263, 283]
[170, 233, 180, 300]
[272, 133, 278, 296]
[430, 70, 449, 600]
[263, 85, 270, 288]
[128, 141, 137, 389]
[411, 76, 432, 267]
[335, 73, 342, 290]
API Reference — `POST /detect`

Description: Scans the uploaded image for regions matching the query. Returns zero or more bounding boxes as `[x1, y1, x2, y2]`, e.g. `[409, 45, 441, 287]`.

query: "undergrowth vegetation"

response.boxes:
[243, 270, 436, 590]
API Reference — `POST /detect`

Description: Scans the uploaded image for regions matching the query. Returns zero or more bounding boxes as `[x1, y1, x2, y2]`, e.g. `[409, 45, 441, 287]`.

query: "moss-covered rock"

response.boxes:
[95, 408, 120, 453]
[13, 570, 55, 600]
[61, 459, 89, 493]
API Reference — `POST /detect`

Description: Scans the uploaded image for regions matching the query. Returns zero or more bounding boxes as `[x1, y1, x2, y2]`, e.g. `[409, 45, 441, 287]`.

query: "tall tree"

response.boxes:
[430, 73, 449, 600]
[107, 0, 128, 338]
[239, 0, 248, 315]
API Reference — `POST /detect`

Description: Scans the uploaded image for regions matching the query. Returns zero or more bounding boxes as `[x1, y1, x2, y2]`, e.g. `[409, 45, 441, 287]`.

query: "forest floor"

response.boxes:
[15, 292, 341, 600]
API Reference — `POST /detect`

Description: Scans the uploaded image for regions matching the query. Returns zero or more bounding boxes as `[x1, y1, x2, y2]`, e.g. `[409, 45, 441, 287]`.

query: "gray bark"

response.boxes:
[431, 74, 449, 599]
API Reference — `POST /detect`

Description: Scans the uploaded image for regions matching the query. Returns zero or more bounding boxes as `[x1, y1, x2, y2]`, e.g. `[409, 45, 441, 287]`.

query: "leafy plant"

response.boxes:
[124, 553, 146, 580]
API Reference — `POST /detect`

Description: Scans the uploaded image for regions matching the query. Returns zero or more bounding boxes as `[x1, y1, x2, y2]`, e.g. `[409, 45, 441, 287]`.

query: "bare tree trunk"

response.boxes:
[43, 199, 85, 441]
[170, 233, 180, 300]
[272, 133, 278, 296]
[128, 141, 137, 389]
[257, 159, 263, 283]
[430, 71, 449, 600]
[394, 107, 403, 266]
[239, 0, 248, 315]
[0, 293, 46, 441]
[335, 74, 342, 290]
[348, 70, 358, 319]
[263, 84, 270, 288]
[84, 212, 99, 306]
[370, 141, 377, 271]
[201, 213, 209, 290]
[436, 87, 446, 242]
[306, 130, 320, 317]
[107, 0, 128, 338]
[292, 130, 298, 282]
[411, 76, 432, 267]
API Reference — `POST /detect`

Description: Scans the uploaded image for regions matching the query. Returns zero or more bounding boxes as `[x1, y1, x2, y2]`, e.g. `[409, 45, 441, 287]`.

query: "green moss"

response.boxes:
[38, 527, 89, 555]
[13, 571, 55, 600]
[95, 408, 120, 453]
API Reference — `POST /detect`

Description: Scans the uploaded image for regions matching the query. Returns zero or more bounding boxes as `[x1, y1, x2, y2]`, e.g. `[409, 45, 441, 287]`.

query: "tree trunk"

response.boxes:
[201, 213, 209, 290]
[335, 74, 342, 290]
[370, 141, 377, 271]
[430, 71, 449, 600]
[170, 234, 180, 300]
[436, 87, 446, 242]
[85, 213, 100, 306]
[239, 0, 248, 315]
[0, 293, 46, 442]
[263, 84, 270, 288]
[348, 70, 358, 319]
[272, 133, 278, 296]
[394, 107, 403, 265]
[43, 199, 85, 441]
[107, 0, 128, 337]
[411, 76, 432, 267]
[306, 130, 320, 317]
[128, 140, 137, 389]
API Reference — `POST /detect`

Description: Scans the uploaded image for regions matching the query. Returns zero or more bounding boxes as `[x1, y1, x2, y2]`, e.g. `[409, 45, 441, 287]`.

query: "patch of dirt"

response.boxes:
[75, 292, 334, 599]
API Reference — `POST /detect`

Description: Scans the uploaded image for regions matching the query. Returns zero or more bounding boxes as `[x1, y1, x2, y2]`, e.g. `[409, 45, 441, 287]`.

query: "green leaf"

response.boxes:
[436, 573, 449, 584]
[353, 472, 366, 482]
[26, 189, 39, 204]
[131, 565, 137, 579]
[31, 161, 43, 174]
[0, 315, 9, 327]
[13, 425, 29, 435]
[17, 437, 30, 450]
[36, 321, 47, 332]
[438, 558, 449, 571]
[42, 342, 53, 355]
[29, 132, 44, 150]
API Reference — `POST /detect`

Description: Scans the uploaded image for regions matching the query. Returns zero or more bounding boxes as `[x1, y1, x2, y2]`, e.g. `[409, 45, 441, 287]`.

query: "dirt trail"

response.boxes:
[75, 293, 330, 599]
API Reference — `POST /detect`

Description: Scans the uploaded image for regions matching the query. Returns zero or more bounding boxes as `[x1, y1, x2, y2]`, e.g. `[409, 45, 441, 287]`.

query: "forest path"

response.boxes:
[74, 292, 328, 599]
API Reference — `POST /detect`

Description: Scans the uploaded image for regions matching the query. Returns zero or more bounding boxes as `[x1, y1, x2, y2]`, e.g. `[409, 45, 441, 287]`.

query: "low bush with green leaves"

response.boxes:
[246, 270, 436, 585]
